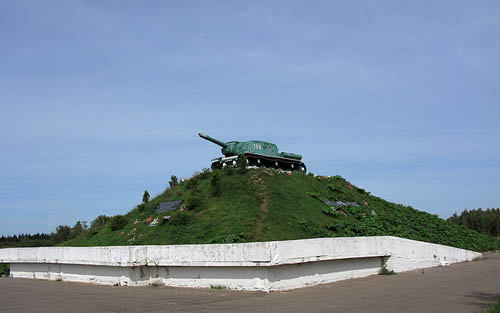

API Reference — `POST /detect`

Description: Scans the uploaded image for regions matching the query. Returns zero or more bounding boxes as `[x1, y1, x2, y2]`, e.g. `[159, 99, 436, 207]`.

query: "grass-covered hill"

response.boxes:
[64, 167, 500, 252]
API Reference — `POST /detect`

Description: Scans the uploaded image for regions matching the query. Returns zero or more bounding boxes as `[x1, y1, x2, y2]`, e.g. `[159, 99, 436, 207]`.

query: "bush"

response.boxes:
[185, 195, 202, 210]
[170, 212, 193, 226]
[109, 215, 127, 231]
[0, 264, 9, 277]
[223, 166, 235, 176]
[238, 155, 247, 175]
[185, 177, 199, 190]
[211, 173, 222, 197]
[198, 168, 212, 180]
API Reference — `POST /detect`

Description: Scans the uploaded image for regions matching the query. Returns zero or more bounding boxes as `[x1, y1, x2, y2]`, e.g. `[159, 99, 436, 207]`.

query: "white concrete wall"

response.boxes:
[384, 237, 481, 272]
[0, 236, 482, 291]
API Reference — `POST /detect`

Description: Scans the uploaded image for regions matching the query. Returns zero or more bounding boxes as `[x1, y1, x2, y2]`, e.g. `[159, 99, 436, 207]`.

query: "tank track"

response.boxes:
[211, 153, 306, 172]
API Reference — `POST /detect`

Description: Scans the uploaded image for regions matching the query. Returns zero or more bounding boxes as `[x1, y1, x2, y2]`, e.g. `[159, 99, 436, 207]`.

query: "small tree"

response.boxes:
[90, 215, 110, 230]
[142, 190, 150, 204]
[169, 175, 178, 188]
[211, 172, 222, 197]
[109, 215, 127, 231]
[238, 155, 247, 174]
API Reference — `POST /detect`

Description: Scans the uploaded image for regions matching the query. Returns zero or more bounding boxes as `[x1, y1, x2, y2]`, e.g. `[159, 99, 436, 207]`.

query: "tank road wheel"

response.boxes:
[257, 159, 261, 164]
[232, 160, 237, 166]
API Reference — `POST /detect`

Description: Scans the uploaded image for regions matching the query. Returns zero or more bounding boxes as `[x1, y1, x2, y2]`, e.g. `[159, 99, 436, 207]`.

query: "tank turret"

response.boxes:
[198, 132, 306, 172]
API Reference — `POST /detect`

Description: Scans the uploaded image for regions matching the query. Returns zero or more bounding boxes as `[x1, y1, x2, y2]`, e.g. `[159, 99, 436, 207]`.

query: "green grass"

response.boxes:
[484, 298, 500, 313]
[62, 168, 500, 252]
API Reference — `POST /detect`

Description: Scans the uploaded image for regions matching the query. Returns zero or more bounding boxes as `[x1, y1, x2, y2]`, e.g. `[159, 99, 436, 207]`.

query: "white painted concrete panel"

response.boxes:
[384, 237, 480, 272]
[146, 241, 273, 266]
[1, 246, 147, 267]
[272, 237, 391, 265]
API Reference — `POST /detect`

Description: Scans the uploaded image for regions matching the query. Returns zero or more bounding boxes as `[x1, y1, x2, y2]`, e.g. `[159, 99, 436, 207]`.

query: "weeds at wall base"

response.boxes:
[379, 265, 396, 275]
[0, 264, 9, 277]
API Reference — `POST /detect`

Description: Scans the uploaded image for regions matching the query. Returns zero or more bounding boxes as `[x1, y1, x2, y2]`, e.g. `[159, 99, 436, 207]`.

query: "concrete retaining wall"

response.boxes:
[0, 236, 481, 291]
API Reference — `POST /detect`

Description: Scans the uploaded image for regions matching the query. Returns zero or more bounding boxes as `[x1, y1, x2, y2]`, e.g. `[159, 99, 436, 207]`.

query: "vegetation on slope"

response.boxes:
[63, 167, 499, 252]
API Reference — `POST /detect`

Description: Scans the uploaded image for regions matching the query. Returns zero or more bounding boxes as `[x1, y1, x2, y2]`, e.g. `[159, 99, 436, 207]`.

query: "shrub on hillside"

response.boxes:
[223, 166, 235, 175]
[185, 176, 199, 190]
[198, 168, 212, 180]
[170, 212, 193, 226]
[209, 233, 245, 244]
[238, 155, 247, 174]
[185, 195, 202, 210]
[211, 172, 222, 197]
[109, 215, 127, 231]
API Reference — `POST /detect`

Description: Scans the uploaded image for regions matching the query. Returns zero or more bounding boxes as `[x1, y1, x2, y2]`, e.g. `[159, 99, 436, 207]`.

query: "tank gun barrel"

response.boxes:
[198, 132, 228, 148]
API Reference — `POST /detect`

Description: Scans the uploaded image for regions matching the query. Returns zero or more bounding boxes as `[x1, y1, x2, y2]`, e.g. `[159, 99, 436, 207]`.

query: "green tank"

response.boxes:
[198, 132, 306, 172]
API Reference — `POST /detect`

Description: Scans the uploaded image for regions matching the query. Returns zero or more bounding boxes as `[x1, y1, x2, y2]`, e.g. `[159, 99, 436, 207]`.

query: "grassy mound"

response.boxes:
[64, 167, 500, 252]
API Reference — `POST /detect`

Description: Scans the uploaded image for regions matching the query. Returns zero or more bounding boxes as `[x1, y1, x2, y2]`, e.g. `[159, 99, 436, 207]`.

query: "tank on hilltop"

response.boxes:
[198, 132, 306, 172]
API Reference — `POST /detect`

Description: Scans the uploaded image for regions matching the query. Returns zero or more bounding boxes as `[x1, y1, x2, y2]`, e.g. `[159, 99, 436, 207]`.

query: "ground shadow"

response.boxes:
[464, 291, 500, 310]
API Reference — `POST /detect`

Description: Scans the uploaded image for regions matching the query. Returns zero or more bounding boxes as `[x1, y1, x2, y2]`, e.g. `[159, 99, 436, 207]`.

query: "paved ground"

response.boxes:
[0, 252, 499, 313]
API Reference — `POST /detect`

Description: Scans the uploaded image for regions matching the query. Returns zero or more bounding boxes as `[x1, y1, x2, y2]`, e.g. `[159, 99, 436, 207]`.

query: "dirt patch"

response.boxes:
[250, 172, 270, 240]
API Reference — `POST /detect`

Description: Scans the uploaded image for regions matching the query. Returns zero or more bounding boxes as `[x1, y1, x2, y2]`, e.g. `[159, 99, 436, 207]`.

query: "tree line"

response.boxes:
[0, 188, 160, 248]
[448, 208, 500, 237]
[0, 215, 110, 248]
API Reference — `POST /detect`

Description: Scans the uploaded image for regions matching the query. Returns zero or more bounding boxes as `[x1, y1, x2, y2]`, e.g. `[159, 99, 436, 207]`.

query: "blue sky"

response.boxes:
[1, 1, 499, 236]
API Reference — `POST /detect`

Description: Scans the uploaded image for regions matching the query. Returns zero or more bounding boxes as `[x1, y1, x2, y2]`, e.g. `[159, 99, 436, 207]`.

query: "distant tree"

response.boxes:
[73, 221, 88, 237]
[142, 190, 150, 204]
[448, 208, 500, 237]
[54, 225, 72, 242]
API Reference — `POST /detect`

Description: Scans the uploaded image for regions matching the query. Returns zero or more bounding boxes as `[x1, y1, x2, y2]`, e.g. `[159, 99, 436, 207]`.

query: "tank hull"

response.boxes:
[211, 153, 306, 172]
